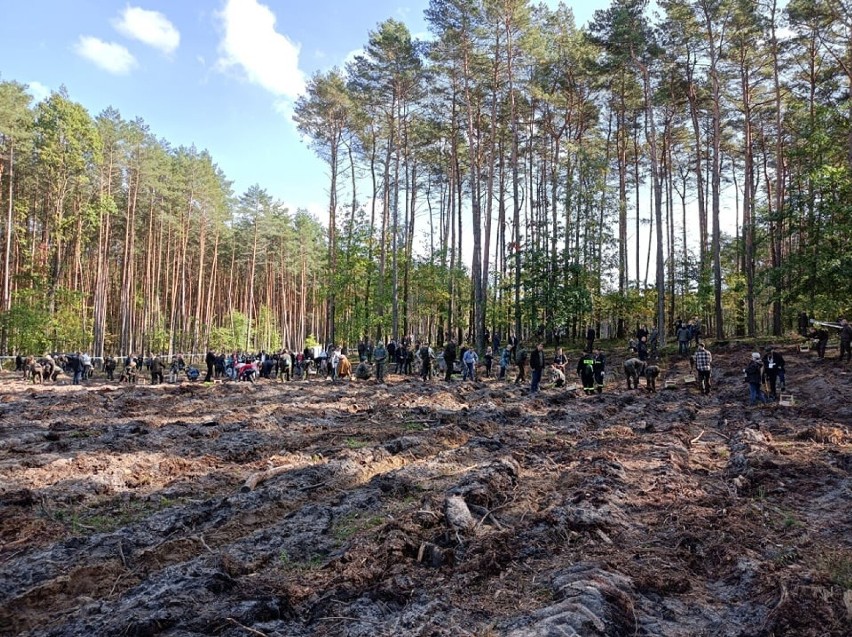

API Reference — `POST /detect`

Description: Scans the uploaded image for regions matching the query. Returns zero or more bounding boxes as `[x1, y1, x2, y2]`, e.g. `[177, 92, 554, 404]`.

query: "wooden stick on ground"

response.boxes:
[241, 465, 294, 492]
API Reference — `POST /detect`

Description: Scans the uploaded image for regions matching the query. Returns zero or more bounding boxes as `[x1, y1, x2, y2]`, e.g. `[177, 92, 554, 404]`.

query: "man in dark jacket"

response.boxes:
[530, 343, 545, 394]
[104, 356, 117, 381]
[205, 350, 216, 382]
[443, 338, 457, 381]
[150, 355, 164, 385]
[839, 319, 851, 363]
[637, 336, 648, 362]
[577, 351, 596, 395]
[68, 352, 84, 385]
[585, 327, 596, 354]
[677, 324, 691, 355]
[762, 347, 785, 399]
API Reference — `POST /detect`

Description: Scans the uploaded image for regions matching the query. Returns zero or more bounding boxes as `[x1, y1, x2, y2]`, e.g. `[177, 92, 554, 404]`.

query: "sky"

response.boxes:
[0, 0, 610, 223]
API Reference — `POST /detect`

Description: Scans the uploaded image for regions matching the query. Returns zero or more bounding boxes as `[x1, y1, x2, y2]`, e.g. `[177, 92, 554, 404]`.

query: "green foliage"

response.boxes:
[51, 290, 91, 351]
[209, 311, 250, 352]
[1, 290, 52, 354]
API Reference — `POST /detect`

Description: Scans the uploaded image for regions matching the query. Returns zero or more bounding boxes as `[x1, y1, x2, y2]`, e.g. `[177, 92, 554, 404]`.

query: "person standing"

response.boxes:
[839, 319, 851, 363]
[204, 350, 216, 383]
[373, 341, 387, 383]
[745, 352, 769, 405]
[68, 352, 84, 385]
[418, 342, 434, 381]
[585, 326, 596, 354]
[530, 343, 545, 394]
[459, 342, 469, 380]
[577, 351, 596, 395]
[484, 346, 494, 377]
[149, 355, 164, 385]
[330, 347, 341, 382]
[514, 344, 528, 385]
[81, 352, 93, 381]
[386, 339, 396, 370]
[762, 347, 785, 399]
[279, 349, 292, 382]
[637, 336, 648, 363]
[500, 345, 511, 380]
[104, 356, 116, 381]
[694, 342, 712, 395]
[692, 317, 702, 348]
[443, 338, 457, 381]
[677, 323, 691, 355]
[463, 347, 479, 382]
[593, 349, 606, 394]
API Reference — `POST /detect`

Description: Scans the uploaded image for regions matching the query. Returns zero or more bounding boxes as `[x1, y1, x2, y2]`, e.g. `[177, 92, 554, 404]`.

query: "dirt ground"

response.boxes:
[0, 343, 850, 637]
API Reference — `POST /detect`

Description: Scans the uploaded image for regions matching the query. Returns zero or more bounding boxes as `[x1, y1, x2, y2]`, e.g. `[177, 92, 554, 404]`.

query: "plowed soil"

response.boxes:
[0, 344, 850, 636]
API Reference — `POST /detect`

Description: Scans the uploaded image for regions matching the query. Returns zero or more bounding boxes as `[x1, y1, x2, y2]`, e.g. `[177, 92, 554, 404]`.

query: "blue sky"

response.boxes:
[0, 0, 608, 221]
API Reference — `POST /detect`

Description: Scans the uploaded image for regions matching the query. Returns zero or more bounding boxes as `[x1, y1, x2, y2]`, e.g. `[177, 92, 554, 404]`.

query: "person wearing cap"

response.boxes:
[694, 342, 712, 394]
[744, 352, 769, 406]
[762, 347, 785, 399]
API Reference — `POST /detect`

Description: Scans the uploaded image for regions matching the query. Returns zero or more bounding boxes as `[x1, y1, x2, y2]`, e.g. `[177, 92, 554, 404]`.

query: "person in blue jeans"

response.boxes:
[744, 352, 768, 405]
[463, 347, 478, 381]
[68, 352, 83, 385]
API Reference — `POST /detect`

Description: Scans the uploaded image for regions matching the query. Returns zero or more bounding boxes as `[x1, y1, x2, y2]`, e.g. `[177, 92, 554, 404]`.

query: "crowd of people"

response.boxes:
[11, 314, 850, 407]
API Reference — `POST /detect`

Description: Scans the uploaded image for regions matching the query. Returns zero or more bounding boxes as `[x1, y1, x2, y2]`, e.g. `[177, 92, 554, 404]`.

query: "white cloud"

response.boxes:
[113, 6, 180, 55]
[74, 36, 137, 75]
[27, 81, 50, 102]
[343, 48, 363, 68]
[216, 0, 305, 99]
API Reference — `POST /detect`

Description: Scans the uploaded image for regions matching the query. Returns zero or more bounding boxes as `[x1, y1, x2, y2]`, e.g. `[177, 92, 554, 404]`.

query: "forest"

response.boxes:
[1, 0, 850, 358]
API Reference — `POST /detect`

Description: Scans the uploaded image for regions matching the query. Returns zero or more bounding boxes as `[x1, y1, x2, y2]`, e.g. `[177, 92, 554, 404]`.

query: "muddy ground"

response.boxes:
[0, 343, 850, 637]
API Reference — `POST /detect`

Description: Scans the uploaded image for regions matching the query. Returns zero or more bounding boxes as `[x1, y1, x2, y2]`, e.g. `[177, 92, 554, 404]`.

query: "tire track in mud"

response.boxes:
[0, 392, 471, 634]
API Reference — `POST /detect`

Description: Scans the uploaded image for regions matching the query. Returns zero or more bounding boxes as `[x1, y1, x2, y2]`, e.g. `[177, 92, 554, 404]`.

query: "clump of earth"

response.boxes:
[0, 343, 849, 636]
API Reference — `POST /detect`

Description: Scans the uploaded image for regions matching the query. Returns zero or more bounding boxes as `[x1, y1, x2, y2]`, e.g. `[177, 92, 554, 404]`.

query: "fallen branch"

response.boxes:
[108, 572, 128, 598]
[690, 430, 705, 445]
[297, 480, 330, 492]
[226, 617, 269, 636]
[241, 465, 294, 492]
[194, 534, 215, 553]
[316, 616, 382, 625]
